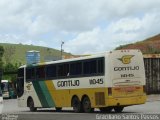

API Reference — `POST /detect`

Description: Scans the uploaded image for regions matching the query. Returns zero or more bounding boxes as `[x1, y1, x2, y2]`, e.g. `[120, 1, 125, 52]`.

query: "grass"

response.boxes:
[0, 43, 72, 65]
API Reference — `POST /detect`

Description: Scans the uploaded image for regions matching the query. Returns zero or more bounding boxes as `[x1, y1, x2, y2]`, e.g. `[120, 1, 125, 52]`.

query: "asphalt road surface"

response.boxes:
[1, 95, 160, 120]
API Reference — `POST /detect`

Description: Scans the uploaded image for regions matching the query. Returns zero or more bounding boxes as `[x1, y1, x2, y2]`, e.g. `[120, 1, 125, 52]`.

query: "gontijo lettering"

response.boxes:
[57, 80, 80, 87]
[114, 66, 139, 71]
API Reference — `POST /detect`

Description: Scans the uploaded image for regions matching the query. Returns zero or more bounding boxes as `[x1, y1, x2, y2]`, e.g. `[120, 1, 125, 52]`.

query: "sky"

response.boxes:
[1, 0, 160, 55]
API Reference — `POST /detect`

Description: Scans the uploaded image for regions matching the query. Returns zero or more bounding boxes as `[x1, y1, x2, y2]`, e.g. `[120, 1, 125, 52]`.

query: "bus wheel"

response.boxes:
[82, 96, 94, 113]
[28, 98, 37, 112]
[71, 96, 83, 113]
[55, 107, 62, 112]
[100, 107, 112, 113]
[114, 106, 124, 113]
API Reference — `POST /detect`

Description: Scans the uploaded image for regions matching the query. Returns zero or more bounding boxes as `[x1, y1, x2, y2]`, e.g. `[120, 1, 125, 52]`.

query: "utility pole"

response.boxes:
[61, 41, 64, 59]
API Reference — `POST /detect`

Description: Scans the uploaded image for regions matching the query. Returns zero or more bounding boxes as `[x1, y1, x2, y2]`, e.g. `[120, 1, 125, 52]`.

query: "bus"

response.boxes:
[17, 50, 146, 113]
[1, 80, 16, 99]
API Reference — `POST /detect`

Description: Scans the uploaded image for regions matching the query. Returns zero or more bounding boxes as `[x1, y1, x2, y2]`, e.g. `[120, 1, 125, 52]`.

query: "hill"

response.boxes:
[0, 43, 72, 65]
[115, 34, 160, 54]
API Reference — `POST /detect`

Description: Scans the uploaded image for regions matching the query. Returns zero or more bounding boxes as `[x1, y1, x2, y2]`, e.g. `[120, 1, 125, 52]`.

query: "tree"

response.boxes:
[3, 63, 19, 82]
[3, 46, 16, 64]
[0, 46, 4, 80]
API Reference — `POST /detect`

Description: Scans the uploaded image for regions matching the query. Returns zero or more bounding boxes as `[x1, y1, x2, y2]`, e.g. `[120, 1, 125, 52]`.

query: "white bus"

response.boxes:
[17, 50, 146, 113]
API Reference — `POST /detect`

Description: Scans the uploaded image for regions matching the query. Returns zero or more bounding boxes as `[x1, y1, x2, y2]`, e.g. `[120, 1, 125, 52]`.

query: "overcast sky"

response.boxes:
[0, 0, 160, 54]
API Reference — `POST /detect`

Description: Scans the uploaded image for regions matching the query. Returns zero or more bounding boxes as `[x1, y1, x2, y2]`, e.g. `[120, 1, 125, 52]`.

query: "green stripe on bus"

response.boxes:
[32, 81, 49, 107]
[38, 81, 55, 107]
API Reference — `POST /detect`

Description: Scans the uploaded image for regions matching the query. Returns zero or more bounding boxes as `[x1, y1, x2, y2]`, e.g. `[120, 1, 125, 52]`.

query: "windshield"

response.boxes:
[17, 68, 24, 97]
[1, 82, 9, 92]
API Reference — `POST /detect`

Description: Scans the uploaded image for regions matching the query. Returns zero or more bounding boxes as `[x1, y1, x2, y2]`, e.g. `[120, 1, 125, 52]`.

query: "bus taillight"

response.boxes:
[108, 87, 112, 96]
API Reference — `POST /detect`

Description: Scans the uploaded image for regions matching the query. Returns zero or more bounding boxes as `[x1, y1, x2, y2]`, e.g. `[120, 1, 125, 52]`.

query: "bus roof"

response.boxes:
[19, 49, 141, 68]
[19, 51, 108, 68]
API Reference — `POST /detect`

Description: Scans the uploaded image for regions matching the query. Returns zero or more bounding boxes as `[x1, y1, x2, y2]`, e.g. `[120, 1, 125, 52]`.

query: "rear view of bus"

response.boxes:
[106, 50, 146, 112]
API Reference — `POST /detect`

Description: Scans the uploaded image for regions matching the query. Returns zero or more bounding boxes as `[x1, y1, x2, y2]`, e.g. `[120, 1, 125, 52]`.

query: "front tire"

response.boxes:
[28, 98, 37, 112]
[82, 96, 94, 113]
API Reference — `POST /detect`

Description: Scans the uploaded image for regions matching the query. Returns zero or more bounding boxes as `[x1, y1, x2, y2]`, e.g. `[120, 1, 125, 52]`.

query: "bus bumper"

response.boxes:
[107, 95, 147, 107]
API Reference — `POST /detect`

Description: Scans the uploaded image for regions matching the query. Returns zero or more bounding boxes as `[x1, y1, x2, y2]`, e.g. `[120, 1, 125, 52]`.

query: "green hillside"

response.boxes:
[0, 43, 72, 65]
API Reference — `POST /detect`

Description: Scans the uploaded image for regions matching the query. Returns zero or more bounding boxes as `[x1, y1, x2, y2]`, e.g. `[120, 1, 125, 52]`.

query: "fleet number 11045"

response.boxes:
[89, 78, 104, 85]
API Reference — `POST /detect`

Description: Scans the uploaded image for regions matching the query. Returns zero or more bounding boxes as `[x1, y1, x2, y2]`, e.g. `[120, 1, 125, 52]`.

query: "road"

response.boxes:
[1, 95, 160, 120]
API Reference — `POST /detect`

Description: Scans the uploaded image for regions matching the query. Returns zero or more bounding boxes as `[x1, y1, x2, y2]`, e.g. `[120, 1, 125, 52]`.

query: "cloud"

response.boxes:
[65, 28, 103, 54]
[1, 0, 160, 54]
[65, 12, 160, 54]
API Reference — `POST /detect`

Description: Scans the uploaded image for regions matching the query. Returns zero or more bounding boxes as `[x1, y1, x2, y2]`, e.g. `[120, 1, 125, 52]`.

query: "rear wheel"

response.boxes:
[100, 107, 112, 113]
[28, 98, 37, 112]
[82, 96, 94, 113]
[114, 106, 124, 113]
[71, 96, 83, 113]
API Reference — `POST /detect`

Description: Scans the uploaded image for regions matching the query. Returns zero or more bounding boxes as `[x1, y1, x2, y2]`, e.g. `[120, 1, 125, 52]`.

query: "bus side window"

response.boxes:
[70, 62, 82, 76]
[83, 59, 97, 75]
[26, 67, 35, 81]
[98, 58, 104, 74]
[46, 65, 57, 78]
[90, 60, 97, 74]
[36, 66, 45, 79]
[58, 63, 69, 78]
